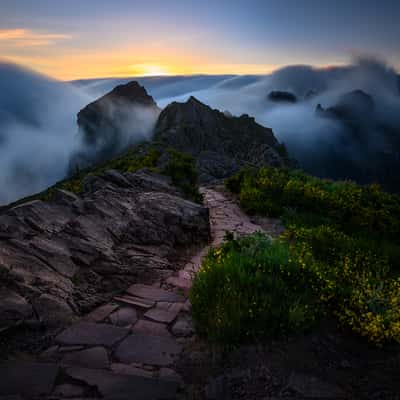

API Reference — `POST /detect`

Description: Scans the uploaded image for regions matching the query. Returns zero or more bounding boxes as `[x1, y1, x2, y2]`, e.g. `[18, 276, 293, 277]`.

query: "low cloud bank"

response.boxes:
[1, 56, 399, 204]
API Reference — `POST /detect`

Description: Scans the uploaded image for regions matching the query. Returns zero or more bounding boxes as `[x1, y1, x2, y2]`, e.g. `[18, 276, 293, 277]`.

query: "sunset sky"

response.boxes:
[1, 0, 399, 80]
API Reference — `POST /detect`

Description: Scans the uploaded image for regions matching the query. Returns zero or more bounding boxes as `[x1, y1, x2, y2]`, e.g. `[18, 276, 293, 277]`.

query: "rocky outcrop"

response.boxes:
[0, 169, 209, 331]
[154, 97, 290, 183]
[268, 90, 297, 103]
[316, 90, 374, 123]
[73, 81, 161, 168]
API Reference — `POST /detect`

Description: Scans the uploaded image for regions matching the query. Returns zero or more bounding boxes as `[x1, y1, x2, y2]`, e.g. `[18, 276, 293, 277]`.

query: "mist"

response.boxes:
[0, 62, 159, 205]
[1, 56, 399, 205]
[94, 56, 397, 189]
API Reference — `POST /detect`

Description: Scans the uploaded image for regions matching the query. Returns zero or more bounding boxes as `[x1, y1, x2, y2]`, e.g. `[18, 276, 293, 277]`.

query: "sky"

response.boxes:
[0, 0, 399, 80]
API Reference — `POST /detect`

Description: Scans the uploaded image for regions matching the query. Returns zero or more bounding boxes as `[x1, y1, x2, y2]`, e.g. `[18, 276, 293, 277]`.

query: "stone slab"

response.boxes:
[171, 316, 194, 337]
[111, 363, 153, 378]
[115, 334, 182, 366]
[109, 307, 138, 327]
[126, 284, 185, 303]
[56, 321, 129, 347]
[114, 295, 155, 309]
[144, 308, 179, 324]
[132, 320, 171, 336]
[85, 303, 119, 322]
[62, 346, 109, 369]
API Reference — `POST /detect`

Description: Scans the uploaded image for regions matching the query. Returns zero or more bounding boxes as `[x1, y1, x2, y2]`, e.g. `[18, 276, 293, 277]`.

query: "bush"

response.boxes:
[190, 233, 321, 345]
[161, 148, 202, 202]
[223, 166, 400, 345]
[283, 225, 400, 345]
[229, 166, 400, 238]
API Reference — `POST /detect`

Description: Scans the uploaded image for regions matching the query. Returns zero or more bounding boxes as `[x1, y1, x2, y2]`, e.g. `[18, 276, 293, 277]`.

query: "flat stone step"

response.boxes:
[132, 320, 171, 337]
[114, 295, 155, 309]
[115, 334, 182, 366]
[109, 307, 138, 327]
[126, 284, 185, 303]
[56, 322, 129, 347]
[65, 366, 178, 400]
[61, 346, 109, 369]
[144, 307, 180, 324]
[84, 303, 119, 322]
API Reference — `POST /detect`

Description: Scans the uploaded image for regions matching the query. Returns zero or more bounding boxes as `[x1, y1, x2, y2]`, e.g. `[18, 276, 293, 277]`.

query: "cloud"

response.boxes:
[0, 29, 71, 47]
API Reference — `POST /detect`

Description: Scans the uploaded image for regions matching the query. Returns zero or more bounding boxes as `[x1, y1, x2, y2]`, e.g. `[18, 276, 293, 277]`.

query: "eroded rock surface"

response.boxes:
[0, 169, 209, 332]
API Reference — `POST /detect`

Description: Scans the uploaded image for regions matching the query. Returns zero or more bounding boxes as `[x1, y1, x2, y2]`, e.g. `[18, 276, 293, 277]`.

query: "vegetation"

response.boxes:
[161, 148, 203, 203]
[191, 233, 321, 344]
[192, 166, 400, 346]
[8, 143, 202, 207]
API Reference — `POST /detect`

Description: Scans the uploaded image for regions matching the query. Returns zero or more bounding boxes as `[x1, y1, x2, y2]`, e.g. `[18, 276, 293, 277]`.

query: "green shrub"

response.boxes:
[161, 148, 202, 202]
[9, 144, 203, 207]
[223, 166, 400, 345]
[229, 166, 400, 238]
[190, 233, 321, 345]
[283, 225, 400, 345]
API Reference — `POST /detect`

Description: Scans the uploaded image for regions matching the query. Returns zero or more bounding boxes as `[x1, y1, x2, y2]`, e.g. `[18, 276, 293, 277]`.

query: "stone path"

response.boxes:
[0, 187, 271, 400]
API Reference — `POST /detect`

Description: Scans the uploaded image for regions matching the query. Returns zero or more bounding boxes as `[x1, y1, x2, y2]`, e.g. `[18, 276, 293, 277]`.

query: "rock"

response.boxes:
[65, 366, 178, 400]
[109, 306, 138, 327]
[111, 363, 153, 378]
[85, 303, 119, 322]
[62, 346, 109, 369]
[126, 284, 185, 303]
[0, 169, 209, 336]
[0, 362, 59, 397]
[114, 295, 155, 309]
[154, 96, 291, 182]
[268, 90, 297, 103]
[171, 316, 194, 337]
[0, 289, 33, 328]
[115, 334, 182, 366]
[56, 322, 129, 347]
[132, 320, 171, 336]
[32, 293, 75, 326]
[53, 384, 85, 397]
[144, 307, 180, 324]
[316, 89, 374, 121]
[74, 81, 160, 167]
[288, 372, 347, 398]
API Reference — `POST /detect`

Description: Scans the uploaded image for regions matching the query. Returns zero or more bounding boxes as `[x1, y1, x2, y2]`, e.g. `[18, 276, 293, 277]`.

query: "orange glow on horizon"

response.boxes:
[3, 54, 280, 81]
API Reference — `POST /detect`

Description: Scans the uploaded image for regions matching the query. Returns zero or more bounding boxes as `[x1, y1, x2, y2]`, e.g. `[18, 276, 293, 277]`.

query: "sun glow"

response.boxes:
[129, 64, 171, 77]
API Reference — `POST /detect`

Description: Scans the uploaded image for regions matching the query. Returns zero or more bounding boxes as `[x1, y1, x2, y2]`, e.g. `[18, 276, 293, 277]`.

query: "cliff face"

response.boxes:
[0, 169, 209, 331]
[154, 96, 290, 183]
[73, 81, 161, 168]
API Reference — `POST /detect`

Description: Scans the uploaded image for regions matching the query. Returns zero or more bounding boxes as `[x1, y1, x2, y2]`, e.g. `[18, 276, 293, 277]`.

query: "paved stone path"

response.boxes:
[0, 187, 273, 400]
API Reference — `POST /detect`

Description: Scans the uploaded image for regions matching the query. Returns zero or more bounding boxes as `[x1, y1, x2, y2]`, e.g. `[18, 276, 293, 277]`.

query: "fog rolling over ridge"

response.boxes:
[76, 56, 400, 190]
[0, 63, 159, 205]
[0, 62, 91, 204]
[0, 57, 400, 205]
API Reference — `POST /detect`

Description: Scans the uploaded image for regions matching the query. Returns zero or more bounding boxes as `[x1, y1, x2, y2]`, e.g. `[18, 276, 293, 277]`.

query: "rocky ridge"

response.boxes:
[155, 96, 290, 183]
[75, 81, 161, 167]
